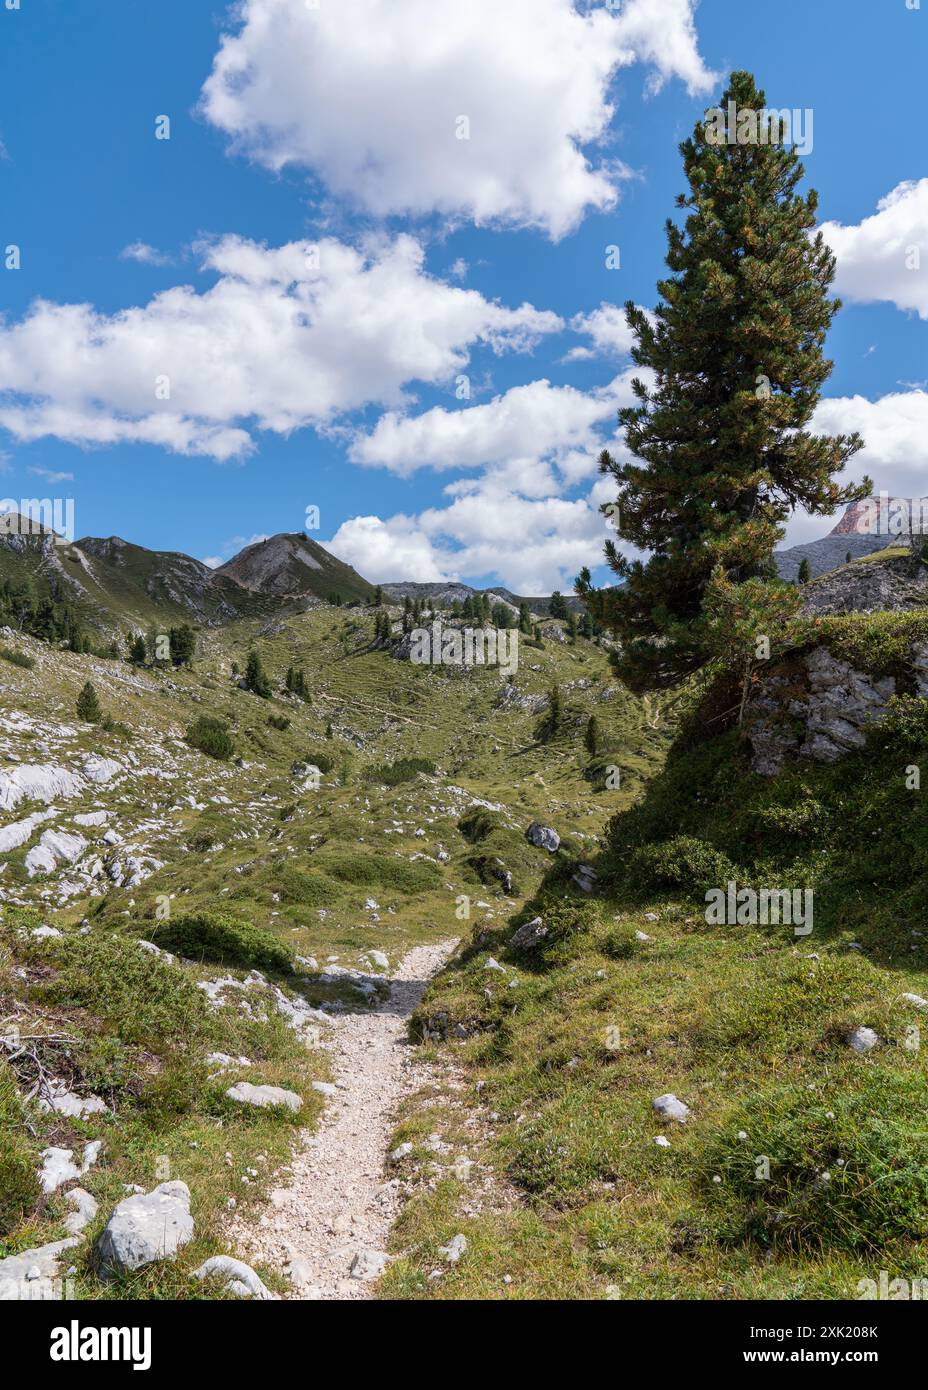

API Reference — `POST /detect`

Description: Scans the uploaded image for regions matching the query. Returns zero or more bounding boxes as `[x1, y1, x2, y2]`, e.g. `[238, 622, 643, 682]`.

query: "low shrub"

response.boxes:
[364, 757, 436, 786]
[626, 835, 737, 898]
[298, 749, 334, 775]
[186, 716, 234, 760]
[276, 867, 340, 908]
[38, 931, 213, 1049]
[0, 646, 34, 670]
[324, 852, 441, 893]
[150, 911, 292, 974]
[458, 807, 502, 842]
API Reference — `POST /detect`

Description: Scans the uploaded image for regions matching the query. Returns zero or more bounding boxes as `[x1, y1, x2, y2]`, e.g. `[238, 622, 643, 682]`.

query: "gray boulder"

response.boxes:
[847, 1026, 880, 1054]
[350, 1249, 388, 1280]
[225, 1082, 302, 1112]
[527, 822, 560, 852]
[0, 1237, 80, 1300]
[63, 1188, 98, 1236]
[191, 1255, 276, 1300]
[96, 1180, 193, 1278]
[652, 1093, 690, 1124]
[510, 916, 548, 952]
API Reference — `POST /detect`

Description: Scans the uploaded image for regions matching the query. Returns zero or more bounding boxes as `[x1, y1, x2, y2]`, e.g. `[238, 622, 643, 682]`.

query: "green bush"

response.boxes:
[364, 757, 436, 786]
[0, 646, 34, 670]
[150, 911, 292, 974]
[627, 835, 737, 897]
[324, 852, 441, 893]
[299, 749, 335, 775]
[692, 1068, 928, 1252]
[186, 715, 234, 760]
[38, 932, 213, 1049]
[458, 807, 502, 842]
[267, 714, 290, 732]
[276, 867, 340, 908]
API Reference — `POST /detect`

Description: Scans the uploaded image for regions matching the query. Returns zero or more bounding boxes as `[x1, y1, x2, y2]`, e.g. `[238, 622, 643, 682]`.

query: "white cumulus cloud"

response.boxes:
[328, 485, 615, 593]
[821, 179, 928, 319]
[349, 371, 641, 485]
[200, 0, 716, 239]
[0, 235, 559, 461]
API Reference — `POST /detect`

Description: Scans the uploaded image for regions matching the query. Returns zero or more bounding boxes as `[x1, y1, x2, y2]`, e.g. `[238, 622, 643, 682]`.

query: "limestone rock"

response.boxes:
[652, 1093, 690, 1124]
[191, 1255, 275, 1300]
[349, 1249, 388, 1280]
[847, 1026, 880, 1053]
[96, 1181, 193, 1278]
[526, 822, 560, 852]
[226, 1081, 302, 1112]
[510, 916, 548, 952]
[0, 1238, 80, 1299]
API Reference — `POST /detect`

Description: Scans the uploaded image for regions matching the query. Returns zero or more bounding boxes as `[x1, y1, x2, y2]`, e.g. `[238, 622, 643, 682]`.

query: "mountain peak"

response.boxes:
[218, 532, 375, 603]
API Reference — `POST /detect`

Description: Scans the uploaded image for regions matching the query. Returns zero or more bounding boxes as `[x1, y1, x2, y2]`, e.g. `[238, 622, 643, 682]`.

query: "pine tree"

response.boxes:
[285, 665, 295, 692]
[579, 71, 869, 692]
[544, 684, 562, 740]
[244, 649, 271, 698]
[128, 633, 147, 665]
[845, 551, 852, 565]
[76, 680, 101, 724]
[797, 557, 812, 585]
[374, 584, 383, 607]
[585, 714, 599, 757]
[169, 624, 196, 667]
[518, 601, 532, 634]
[549, 591, 569, 620]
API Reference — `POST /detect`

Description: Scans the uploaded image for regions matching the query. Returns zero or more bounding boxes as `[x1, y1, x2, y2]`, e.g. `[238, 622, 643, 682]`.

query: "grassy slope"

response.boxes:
[380, 610, 928, 1301]
[0, 607, 662, 1295]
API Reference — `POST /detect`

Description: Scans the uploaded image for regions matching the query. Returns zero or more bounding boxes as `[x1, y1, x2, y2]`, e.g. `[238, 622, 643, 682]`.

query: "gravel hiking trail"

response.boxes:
[232, 938, 458, 1300]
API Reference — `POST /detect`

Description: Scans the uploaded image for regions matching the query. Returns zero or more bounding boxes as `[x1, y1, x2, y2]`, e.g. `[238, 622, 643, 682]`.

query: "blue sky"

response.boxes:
[0, 0, 925, 592]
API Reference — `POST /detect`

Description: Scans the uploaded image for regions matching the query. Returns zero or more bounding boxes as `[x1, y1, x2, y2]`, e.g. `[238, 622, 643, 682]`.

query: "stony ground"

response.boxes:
[230, 939, 458, 1299]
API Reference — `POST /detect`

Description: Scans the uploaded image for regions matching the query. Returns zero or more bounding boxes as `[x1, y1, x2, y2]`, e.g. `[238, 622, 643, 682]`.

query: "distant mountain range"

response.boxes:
[0, 496, 901, 637]
[0, 516, 565, 632]
[774, 497, 904, 582]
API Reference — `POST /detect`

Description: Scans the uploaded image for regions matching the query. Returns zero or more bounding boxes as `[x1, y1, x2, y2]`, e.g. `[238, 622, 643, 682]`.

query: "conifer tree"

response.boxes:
[797, 557, 812, 585]
[244, 649, 271, 698]
[76, 680, 101, 724]
[579, 71, 869, 692]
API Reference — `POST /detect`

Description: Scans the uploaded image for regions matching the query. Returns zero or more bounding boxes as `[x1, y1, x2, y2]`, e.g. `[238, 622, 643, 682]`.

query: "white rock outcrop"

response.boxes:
[95, 1181, 193, 1278]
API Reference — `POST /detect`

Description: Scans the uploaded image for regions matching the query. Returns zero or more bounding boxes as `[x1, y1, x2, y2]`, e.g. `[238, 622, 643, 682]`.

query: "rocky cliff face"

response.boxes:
[800, 553, 928, 616]
[745, 647, 902, 776]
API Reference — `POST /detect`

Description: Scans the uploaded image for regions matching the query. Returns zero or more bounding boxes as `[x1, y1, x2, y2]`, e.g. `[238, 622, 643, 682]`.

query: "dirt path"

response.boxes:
[232, 939, 458, 1300]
